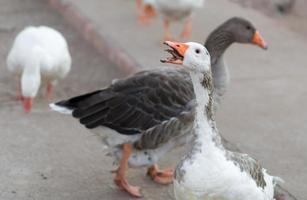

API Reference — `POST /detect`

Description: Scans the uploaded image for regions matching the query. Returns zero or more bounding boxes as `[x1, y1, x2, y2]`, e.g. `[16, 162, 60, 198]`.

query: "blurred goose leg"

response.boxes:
[180, 18, 192, 39]
[46, 83, 54, 100]
[137, 0, 150, 25]
[137, 0, 146, 24]
[144, 4, 156, 18]
[136, 0, 142, 12]
[163, 19, 173, 41]
[139, 4, 156, 25]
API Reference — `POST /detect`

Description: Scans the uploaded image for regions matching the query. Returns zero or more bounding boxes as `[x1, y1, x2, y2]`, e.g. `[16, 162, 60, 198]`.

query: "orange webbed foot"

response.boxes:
[114, 177, 142, 198]
[147, 165, 173, 185]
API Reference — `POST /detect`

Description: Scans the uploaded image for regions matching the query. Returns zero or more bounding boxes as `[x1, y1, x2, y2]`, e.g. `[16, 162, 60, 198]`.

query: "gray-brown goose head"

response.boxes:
[205, 17, 268, 65]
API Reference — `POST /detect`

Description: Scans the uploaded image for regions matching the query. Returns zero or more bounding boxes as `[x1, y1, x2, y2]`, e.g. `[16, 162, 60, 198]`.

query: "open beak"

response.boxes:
[161, 41, 189, 65]
[23, 97, 33, 113]
[252, 31, 268, 50]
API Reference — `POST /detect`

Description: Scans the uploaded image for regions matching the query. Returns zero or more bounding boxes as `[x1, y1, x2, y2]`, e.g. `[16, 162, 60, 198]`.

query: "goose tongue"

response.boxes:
[252, 31, 268, 50]
[161, 41, 189, 65]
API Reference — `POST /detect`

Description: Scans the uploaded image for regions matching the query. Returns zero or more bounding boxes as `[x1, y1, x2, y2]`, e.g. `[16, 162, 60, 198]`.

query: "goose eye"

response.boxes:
[246, 26, 251, 30]
[195, 49, 200, 54]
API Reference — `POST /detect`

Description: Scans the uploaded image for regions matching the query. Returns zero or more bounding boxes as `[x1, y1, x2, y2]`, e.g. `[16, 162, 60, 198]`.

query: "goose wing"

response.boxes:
[227, 151, 267, 189]
[55, 68, 194, 136]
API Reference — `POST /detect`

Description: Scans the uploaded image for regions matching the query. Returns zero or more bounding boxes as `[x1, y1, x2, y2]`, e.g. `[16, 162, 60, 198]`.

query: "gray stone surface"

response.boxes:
[0, 0, 306, 199]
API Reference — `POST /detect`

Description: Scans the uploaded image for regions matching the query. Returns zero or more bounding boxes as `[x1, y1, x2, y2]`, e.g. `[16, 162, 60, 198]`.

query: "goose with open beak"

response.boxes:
[165, 41, 282, 200]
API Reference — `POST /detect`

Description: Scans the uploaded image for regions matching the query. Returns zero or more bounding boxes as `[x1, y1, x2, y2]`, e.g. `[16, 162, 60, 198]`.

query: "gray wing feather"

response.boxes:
[57, 68, 194, 136]
[227, 151, 267, 189]
[134, 100, 196, 150]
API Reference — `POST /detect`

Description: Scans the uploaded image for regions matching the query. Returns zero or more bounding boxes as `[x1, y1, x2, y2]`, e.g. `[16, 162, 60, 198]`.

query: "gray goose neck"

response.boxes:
[205, 29, 235, 65]
[205, 25, 235, 111]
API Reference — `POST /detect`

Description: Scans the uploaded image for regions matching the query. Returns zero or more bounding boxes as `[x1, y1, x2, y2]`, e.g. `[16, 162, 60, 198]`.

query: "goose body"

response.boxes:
[174, 131, 277, 200]
[152, 0, 204, 40]
[137, 0, 203, 23]
[7, 26, 71, 112]
[50, 66, 196, 197]
[155, 0, 204, 21]
[174, 146, 277, 200]
[51, 67, 195, 167]
[170, 42, 281, 200]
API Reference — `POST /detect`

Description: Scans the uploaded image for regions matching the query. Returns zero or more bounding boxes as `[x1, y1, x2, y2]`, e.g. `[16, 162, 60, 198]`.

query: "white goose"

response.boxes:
[7, 26, 72, 113]
[163, 41, 282, 200]
[153, 0, 204, 40]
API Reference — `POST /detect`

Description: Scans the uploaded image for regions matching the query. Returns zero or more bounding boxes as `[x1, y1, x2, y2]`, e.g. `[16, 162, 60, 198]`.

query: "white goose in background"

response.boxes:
[7, 26, 72, 113]
[164, 41, 283, 200]
[153, 0, 204, 40]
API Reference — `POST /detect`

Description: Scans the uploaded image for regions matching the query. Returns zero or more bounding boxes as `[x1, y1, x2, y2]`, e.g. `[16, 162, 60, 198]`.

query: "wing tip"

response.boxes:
[49, 103, 73, 115]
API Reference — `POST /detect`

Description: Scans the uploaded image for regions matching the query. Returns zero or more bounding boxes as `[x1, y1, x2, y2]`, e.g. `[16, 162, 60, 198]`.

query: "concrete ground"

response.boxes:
[0, 0, 306, 200]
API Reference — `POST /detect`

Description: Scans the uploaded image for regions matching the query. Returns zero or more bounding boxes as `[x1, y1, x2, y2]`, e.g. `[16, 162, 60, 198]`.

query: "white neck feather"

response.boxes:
[189, 71, 215, 148]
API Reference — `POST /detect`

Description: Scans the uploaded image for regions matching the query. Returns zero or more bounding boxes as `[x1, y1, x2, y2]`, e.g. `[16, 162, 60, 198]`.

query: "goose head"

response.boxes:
[221, 17, 268, 49]
[161, 41, 211, 73]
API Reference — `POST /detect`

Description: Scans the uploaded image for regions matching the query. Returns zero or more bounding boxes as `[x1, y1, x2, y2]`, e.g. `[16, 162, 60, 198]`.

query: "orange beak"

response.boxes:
[161, 41, 189, 65]
[252, 31, 268, 50]
[23, 97, 33, 113]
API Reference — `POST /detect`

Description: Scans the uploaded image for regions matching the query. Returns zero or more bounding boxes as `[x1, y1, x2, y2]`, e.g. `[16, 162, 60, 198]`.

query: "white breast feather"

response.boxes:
[176, 147, 274, 199]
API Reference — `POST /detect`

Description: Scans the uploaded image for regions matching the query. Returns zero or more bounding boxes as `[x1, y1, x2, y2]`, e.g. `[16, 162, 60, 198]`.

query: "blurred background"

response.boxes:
[0, 0, 306, 199]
